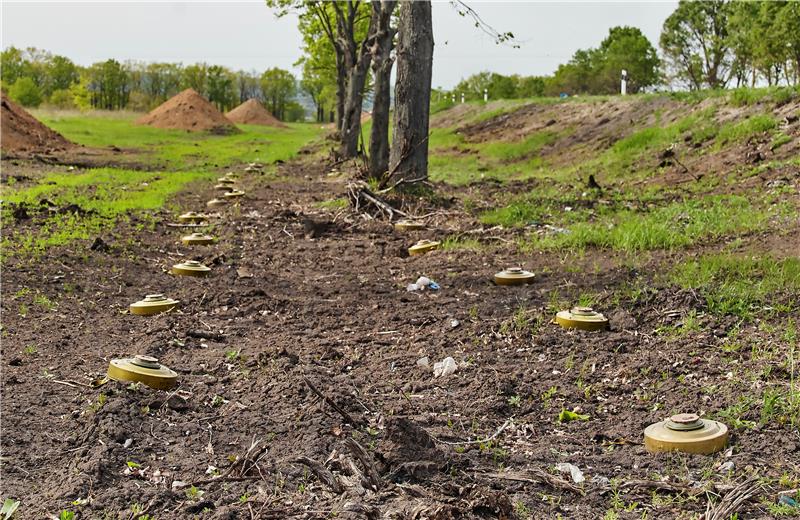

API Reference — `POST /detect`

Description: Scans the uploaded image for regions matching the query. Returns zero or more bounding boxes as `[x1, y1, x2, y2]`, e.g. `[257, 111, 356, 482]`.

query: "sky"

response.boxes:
[1, 1, 678, 89]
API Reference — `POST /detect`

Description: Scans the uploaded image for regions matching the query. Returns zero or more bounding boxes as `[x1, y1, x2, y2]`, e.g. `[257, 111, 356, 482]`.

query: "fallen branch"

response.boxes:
[705, 477, 761, 520]
[294, 456, 344, 494]
[347, 182, 409, 221]
[303, 376, 365, 427]
[344, 437, 382, 490]
[487, 468, 585, 495]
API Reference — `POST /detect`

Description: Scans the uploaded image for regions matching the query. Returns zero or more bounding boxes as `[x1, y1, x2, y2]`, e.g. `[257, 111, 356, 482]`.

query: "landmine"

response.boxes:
[214, 183, 235, 192]
[171, 260, 211, 277]
[223, 189, 245, 199]
[394, 220, 426, 232]
[408, 239, 440, 256]
[129, 294, 179, 316]
[494, 267, 535, 285]
[178, 211, 210, 223]
[644, 413, 728, 454]
[107, 355, 178, 390]
[181, 232, 214, 245]
[555, 306, 609, 331]
[207, 198, 228, 208]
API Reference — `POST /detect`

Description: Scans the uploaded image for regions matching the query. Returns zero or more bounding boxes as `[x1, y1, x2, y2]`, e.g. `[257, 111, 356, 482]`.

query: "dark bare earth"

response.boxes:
[2, 133, 799, 518]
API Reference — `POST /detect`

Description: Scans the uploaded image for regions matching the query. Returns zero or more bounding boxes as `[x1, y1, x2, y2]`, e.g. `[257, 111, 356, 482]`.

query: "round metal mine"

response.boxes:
[129, 293, 179, 316]
[644, 413, 729, 455]
[107, 355, 178, 390]
[394, 220, 426, 232]
[408, 239, 440, 256]
[214, 183, 235, 192]
[177, 211, 209, 223]
[207, 198, 228, 208]
[181, 232, 214, 246]
[494, 267, 535, 286]
[555, 306, 609, 331]
[171, 260, 211, 277]
[217, 177, 236, 184]
[223, 189, 245, 199]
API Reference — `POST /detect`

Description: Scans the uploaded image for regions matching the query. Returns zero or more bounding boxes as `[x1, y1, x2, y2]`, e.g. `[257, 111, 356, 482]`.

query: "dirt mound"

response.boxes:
[1, 93, 74, 155]
[136, 89, 239, 134]
[225, 98, 287, 127]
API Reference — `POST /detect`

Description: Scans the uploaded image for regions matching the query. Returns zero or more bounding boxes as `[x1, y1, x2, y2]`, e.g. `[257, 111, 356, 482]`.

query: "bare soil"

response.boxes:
[137, 89, 239, 134]
[1, 93, 75, 156]
[2, 150, 798, 519]
[226, 99, 286, 128]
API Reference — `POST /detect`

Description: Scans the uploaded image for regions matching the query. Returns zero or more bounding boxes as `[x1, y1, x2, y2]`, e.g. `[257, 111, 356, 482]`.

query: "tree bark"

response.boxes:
[388, 0, 434, 184]
[368, 1, 397, 179]
[338, 2, 376, 159]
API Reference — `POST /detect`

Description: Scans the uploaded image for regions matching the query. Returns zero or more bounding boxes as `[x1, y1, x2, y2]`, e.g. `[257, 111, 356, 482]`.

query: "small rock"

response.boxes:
[416, 357, 429, 368]
[717, 461, 734, 473]
[450, 319, 460, 329]
[433, 357, 457, 378]
[555, 462, 585, 483]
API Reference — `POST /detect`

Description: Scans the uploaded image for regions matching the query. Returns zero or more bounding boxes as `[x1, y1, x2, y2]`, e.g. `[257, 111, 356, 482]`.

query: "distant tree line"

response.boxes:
[0, 47, 306, 121]
[445, 0, 799, 102]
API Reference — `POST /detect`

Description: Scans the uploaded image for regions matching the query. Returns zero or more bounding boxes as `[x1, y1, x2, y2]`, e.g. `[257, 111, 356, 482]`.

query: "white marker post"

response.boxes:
[621, 69, 628, 96]
[484, 88, 488, 102]
[461, 92, 465, 104]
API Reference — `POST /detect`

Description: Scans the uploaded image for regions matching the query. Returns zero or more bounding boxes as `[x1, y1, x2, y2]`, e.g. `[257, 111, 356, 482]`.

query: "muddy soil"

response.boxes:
[1, 156, 798, 519]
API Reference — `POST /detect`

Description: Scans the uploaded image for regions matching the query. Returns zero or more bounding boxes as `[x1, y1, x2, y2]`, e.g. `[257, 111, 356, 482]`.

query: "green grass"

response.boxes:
[670, 253, 800, 317]
[521, 195, 785, 253]
[715, 114, 777, 148]
[34, 110, 323, 170]
[2, 111, 323, 259]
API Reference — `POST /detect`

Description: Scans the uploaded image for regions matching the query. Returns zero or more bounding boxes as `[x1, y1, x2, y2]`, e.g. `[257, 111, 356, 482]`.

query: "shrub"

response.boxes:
[9, 77, 43, 107]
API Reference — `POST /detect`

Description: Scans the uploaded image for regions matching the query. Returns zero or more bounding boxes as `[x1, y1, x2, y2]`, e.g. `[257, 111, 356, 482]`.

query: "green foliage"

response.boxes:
[1, 498, 20, 519]
[670, 254, 800, 318]
[9, 77, 43, 107]
[558, 408, 590, 423]
[549, 26, 660, 95]
[660, 0, 732, 90]
[260, 67, 298, 122]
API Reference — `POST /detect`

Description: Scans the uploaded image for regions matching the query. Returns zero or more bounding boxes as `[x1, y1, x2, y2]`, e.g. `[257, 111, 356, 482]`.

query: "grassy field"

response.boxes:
[1, 112, 324, 259]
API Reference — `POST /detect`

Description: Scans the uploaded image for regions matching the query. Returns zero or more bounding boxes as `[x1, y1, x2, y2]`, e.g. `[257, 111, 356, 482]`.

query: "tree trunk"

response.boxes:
[388, 0, 434, 184]
[338, 3, 377, 159]
[368, 1, 397, 179]
[335, 53, 345, 131]
[339, 56, 371, 158]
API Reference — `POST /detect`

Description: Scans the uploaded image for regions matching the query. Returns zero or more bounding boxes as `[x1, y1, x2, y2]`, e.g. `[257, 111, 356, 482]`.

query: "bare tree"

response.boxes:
[367, 1, 397, 179]
[387, 0, 433, 185]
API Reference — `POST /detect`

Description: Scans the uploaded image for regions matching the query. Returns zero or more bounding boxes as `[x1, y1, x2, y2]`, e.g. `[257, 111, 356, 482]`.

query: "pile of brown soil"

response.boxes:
[136, 89, 239, 134]
[1, 93, 74, 155]
[225, 98, 287, 127]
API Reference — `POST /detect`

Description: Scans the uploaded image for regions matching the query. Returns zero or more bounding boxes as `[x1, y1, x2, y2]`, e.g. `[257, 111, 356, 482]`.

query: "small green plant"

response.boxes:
[1, 499, 20, 519]
[558, 408, 590, 423]
[17, 304, 28, 317]
[126, 461, 141, 470]
[58, 511, 75, 520]
[23, 345, 37, 355]
[508, 395, 522, 407]
[225, 350, 240, 362]
[185, 486, 204, 501]
[33, 293, 56, 310]
[541, 386, 558, 407]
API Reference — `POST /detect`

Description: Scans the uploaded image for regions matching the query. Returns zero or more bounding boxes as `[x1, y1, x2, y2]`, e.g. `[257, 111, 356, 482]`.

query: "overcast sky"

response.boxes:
[1, 1, 677, 89]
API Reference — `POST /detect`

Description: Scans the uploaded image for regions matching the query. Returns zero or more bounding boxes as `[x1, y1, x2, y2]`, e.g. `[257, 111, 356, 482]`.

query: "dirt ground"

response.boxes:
[2, 146, 799, 520]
